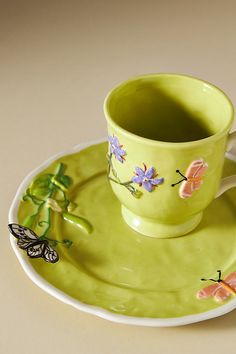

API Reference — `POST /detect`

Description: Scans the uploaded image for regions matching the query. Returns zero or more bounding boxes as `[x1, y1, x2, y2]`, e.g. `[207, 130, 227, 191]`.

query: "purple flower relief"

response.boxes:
[108, 135, 126, 163]
[132, 164, 164, 192]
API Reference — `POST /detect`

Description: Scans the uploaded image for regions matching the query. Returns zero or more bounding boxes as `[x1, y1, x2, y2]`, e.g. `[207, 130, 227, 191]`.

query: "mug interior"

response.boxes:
[105, 74, 234, 143]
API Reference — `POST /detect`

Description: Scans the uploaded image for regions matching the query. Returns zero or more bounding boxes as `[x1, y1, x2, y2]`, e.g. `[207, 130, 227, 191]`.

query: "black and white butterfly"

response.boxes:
[8, 223, 59, 263]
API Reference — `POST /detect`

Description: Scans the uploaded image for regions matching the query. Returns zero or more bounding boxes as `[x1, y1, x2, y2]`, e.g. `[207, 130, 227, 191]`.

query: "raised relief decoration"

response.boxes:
[172, 159, 208, 198]
[197, 270, 236, 302]
[107, 135, 164, 198]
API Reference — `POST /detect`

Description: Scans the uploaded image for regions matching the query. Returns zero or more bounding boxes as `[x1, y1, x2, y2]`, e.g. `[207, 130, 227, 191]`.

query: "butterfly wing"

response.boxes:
[192, 180, 203, 191]
[196, 283, 221, 299]
[179, 180, 193, 199]
[9, 223, 59, 263]
[17, 237, 36, 250]
[214, 287, 231, 302]
[225, 272, 236, 283]
[43, 244, 59, 263]
[8, 223, 38, 249]
[26, 241, 46, 258]
[186, 159, 208, 179]
[8, 223, 38, 240]
[224, 272, 236, 291]
[179, 159, 208, 198]
[192, 162, 208, 190]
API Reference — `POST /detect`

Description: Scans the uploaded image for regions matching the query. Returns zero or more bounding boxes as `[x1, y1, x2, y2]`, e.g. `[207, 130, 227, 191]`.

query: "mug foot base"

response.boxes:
[121, 206, 203, 238]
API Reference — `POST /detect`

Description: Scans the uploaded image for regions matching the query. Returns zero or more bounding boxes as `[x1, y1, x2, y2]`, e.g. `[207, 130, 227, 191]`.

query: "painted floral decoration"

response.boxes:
[107, 135, 165, 198]
[132, 164, 164, 192]
[107, 135, 142, 198]
[108, 135, 126, 163]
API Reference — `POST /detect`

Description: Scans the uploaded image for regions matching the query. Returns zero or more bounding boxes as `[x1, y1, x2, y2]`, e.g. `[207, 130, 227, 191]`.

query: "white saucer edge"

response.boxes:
[8, 139, 236, 327]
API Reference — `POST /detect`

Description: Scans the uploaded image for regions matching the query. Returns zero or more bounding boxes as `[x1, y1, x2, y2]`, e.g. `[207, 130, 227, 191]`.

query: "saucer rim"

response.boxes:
[8, 138, 236, 327]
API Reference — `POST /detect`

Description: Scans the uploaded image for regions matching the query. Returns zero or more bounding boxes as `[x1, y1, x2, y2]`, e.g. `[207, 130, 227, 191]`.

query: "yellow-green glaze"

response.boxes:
[18, 142, 236, 319]
[104, 74, 234, 237]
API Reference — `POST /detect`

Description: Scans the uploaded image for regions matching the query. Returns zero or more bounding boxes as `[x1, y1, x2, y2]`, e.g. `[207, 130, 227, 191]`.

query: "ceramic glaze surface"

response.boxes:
[105, 74, 233, 142]
[17, 142, 236, 319]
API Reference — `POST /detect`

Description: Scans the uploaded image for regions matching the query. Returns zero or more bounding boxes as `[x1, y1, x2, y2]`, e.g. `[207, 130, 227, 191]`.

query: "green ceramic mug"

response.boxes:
[104, 73, 236, 238]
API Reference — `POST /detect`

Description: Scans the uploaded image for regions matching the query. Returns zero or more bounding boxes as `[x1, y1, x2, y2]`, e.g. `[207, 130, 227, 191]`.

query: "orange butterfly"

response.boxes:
[197, 270, 236, 302]
[171, 159, 208, 198]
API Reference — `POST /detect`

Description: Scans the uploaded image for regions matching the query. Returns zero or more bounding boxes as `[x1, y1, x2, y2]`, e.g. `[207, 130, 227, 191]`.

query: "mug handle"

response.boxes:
[216, 131, 236, 197]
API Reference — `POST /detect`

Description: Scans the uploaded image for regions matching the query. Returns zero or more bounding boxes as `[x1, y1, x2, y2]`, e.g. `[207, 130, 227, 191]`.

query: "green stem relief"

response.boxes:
[106, 153, 142, 199]
[22, 162, 93, 247]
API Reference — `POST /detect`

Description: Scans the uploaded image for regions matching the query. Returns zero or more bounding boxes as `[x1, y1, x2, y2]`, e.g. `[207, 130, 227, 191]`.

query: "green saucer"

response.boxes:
[11, 141, 236, 326]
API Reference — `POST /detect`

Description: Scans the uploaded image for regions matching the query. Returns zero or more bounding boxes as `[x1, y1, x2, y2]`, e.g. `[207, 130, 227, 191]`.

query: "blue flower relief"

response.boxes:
[108, 135, 126, 163]
[107, 137, 164, 198]
[132, 164, 164, 192]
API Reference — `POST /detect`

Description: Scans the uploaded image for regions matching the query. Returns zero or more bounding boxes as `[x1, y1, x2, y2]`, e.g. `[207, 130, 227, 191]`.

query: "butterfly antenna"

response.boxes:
[171, 170, 187, 187]
[217, 270, 222, 281]
[201, 277, 217, 282]
[176, 169, 187, 179]
[171, 179, 185, 187]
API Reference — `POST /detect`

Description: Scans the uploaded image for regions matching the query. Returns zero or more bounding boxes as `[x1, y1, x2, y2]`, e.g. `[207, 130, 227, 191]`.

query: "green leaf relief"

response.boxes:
[62, 212, 93, 234]
[21, 163, 93, 251]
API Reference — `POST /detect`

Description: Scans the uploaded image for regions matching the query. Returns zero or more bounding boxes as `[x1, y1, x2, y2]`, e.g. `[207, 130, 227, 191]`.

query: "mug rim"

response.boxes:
[104, 73, 234, 148]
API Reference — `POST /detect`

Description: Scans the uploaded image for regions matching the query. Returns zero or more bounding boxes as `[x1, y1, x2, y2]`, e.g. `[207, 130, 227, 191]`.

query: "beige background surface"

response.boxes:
[1, 1, 236, 353]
